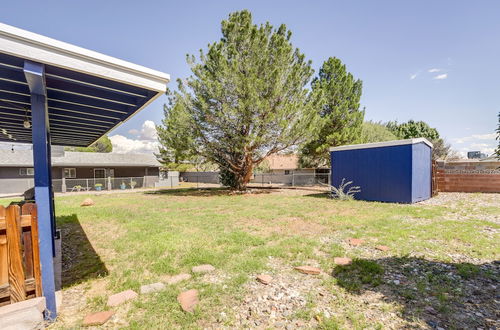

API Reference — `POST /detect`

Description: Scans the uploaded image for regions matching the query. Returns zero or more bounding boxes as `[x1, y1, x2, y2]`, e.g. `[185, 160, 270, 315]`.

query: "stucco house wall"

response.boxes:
[0, 149, 163, 195]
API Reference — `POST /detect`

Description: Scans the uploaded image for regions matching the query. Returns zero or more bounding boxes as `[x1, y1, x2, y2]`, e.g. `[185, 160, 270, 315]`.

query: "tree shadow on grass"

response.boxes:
[56, 214, 108, 288]
[144, 187, 272, 197]
[331, 256, 499, 329]
[302, 192, 331, 199]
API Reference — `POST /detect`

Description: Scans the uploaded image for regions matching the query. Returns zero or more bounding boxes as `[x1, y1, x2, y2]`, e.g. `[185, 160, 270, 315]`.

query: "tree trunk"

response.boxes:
[232, 154, 254, 191]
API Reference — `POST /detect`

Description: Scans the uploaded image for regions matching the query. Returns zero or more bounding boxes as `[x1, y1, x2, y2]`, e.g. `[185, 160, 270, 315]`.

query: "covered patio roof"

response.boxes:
[0, 22, 169, 320]
[0, 22, 169, 146]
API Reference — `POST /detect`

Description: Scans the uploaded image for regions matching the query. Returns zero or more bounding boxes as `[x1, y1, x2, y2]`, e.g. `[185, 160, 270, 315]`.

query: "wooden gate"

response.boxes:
[431, 160, 438, 197]
[0, 203, 42, 306]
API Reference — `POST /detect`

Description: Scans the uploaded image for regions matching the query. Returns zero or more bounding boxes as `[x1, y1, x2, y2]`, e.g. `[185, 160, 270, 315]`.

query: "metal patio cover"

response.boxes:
[0, 22, 170, 146]
[0, 22, 169, 319]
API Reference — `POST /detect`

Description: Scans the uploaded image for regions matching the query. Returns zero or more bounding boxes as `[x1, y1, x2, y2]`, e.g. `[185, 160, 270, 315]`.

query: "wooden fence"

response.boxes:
[0, 203, 42, 306]
[431, 160, 438, 197]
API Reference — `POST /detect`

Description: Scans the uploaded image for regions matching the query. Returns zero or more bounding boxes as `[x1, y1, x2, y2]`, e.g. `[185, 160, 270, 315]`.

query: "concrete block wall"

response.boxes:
[436, 160, 500, 193]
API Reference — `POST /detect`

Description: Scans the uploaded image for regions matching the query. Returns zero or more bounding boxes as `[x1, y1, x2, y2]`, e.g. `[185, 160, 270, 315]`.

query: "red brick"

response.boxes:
[83, 311, 114, 326]
[294, 266, 321, 275]
[348, 238, 365, 246]
[256, 274, 273, 285]
[107, 290, 138, 307]
[177, 289, 199, 313]
[334, 257, 352, 266]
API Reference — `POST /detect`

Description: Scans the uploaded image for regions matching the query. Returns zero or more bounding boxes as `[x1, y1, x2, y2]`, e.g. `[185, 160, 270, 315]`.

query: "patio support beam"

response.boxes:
[24, 60, 57, 320]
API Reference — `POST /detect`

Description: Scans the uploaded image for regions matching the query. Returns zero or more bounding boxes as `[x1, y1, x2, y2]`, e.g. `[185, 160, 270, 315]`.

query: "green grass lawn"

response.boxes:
[2, 189, 498, 329]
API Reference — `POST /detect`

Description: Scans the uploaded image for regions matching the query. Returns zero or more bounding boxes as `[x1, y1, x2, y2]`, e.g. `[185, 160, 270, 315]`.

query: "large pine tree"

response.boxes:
[157, 10, 317, 190]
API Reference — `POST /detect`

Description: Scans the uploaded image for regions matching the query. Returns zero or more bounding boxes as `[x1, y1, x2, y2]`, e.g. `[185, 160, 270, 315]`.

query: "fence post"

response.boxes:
[292, 173, 295, 187]
[5, 205, 26, 303]
[86, 179, 89, 191]
[61, 177, 66, 193]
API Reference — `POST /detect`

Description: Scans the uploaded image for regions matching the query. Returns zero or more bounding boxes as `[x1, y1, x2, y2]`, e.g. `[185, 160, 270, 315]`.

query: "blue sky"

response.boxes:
[1, 1, 498, 155]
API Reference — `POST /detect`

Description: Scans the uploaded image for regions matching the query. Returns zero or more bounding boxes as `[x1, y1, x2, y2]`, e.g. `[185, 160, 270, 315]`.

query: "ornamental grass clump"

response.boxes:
[330, 178, 360, 200]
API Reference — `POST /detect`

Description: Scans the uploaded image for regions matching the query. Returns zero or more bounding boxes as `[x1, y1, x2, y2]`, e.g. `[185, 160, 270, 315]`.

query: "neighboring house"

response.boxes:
[264, 154, 328, 175]
[0, 148, 162, 194]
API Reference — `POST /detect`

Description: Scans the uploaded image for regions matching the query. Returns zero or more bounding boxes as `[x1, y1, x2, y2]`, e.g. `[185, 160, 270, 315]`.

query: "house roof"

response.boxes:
[0, 22, 170, 146]
[0, 149, 160, 167]
[265, 154, 299, 170]
[329, 138, 433, 152]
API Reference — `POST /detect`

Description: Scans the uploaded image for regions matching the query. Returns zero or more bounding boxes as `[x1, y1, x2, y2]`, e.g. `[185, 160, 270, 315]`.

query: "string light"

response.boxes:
[23, 108, 31, 128]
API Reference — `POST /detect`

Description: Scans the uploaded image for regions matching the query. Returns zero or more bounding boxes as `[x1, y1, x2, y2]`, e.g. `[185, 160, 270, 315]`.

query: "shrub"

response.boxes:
[330, 178, 360, 200]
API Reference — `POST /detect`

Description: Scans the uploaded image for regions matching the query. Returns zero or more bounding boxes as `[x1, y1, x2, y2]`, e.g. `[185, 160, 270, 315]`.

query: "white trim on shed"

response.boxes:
[329, 138, 433, 152]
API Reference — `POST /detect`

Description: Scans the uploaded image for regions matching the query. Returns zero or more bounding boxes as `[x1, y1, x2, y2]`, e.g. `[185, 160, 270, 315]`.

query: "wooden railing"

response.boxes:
[0, 203, 42, 306]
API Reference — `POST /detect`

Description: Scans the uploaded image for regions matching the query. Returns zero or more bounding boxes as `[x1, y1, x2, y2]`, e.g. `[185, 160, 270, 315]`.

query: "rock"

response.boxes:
[294, 266, 321, 275]
[107, 289, 138, 307]
[192, 264, 215, 273]
[140, 282, 165, 294]
[166, 273, 192, 285]
[80, 198, 94, 207]
[348, 238, 365, 246]
[375, 245, 390, 252]
[256, 274, 273, 285]
[82, 311, 114, 326]
[334, 257, 352, 266]
[177, 289, 199, 313]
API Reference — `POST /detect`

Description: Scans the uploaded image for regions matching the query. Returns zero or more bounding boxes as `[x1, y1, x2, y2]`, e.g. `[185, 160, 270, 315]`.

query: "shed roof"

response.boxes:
[329, 138, 433, 152]
[0, 22, 170, 147]
[0, 149, 160, 167]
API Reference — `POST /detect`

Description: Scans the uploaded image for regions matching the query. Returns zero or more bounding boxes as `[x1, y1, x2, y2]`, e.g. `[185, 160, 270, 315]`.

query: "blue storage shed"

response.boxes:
[330, 138, 433, 203]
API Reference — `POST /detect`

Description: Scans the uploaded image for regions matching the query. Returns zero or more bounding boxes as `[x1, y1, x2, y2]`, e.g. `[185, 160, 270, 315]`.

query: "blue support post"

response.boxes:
[24, 61, 57, 319]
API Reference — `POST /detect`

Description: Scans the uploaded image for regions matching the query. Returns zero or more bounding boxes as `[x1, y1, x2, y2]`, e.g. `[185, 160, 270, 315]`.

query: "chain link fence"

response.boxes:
[180, 172, 330, 189]
[52, 176, 150, 193]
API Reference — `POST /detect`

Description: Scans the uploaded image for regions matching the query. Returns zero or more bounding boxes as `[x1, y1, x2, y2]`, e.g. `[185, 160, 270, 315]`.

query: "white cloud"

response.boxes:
[139, 120, 158, 140]
[433, 73, 448, 80]
[109, 120, 159, 154]
[428, 68, 441, 73]
[128, 128, 139, 135]
[451, 132, 497, 157]
[410, 73, 419, 80]
[452, 133, 496, 144]
[109, 134, 159, 154]
[128, 120, 157, 140]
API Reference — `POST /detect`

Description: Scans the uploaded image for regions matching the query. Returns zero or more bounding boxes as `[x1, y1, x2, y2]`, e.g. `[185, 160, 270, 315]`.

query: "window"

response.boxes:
[284, 170, 291, 175]
[94, 168, 106, 178]
[19, 168, 34, 176]
[64, 168, 76, 178]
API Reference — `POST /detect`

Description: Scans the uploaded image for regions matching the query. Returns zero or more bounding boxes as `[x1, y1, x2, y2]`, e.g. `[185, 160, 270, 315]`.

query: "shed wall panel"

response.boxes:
[411, 143, 432, 202]
[331, 144, 413, 203]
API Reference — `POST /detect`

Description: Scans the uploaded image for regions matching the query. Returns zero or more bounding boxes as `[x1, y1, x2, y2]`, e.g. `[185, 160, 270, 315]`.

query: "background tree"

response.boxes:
[156, 91, 199, 170]
[299, 57, 364, 168]
[360, 121, 397, 143]
[386, 120, 439, 141]
[160, 10, 317, 190]
[386, 120, 453, 159]
[65, 135, 112, 153]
